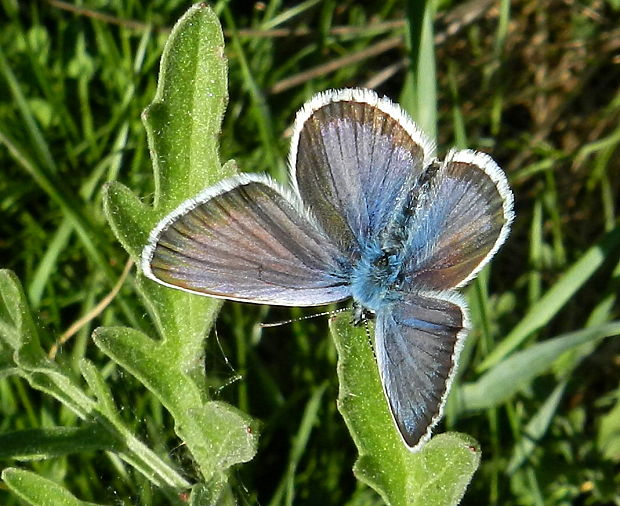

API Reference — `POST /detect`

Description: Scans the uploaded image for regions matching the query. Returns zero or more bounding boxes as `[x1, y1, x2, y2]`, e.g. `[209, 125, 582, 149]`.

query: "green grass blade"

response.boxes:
[597, 390, 620, 461]
[506, 380, 567, 474]
[221, 6, 283, 180]
[461, 321, 620, 411]
[479, 225, 620, 371]
[0, 425, 119, 461]
[0, 45, 56, 173]
[402, 1, 437, 140]
[27, 221, 73, 308]
[269, 383, 327, 506]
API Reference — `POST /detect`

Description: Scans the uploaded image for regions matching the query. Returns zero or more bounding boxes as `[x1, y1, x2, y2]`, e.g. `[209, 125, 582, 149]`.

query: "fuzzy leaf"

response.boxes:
[2, 468, 103, 506]
[330, 315, 480, 506]
[0, 270, 96, 417]
[190, 475, 236, 506]
[0, 271, 190, 490]
[100, 4, 257, 482]
[93, 325, 258, 480]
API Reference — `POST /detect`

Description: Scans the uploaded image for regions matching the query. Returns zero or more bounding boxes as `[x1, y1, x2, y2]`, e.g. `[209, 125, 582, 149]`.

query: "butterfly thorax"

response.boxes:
[350, 241, 401, 312]
[349, 163, 442, 311]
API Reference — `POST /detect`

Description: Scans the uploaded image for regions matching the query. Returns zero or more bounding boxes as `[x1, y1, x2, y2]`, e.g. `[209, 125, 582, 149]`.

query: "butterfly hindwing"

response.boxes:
[401, 149, 514, 291]
[374, 291, 467, 450]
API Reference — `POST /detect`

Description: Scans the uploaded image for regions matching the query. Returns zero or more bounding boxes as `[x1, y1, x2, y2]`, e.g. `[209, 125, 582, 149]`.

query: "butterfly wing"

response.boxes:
[142, 174, 351, 306]
[290, 88, 435, 252]
[374, 292, 467, 451]
[402, 149, 514, 290]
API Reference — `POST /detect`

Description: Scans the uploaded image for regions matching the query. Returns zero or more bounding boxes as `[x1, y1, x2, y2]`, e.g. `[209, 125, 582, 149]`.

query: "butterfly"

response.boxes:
[141, 88, 514, 452]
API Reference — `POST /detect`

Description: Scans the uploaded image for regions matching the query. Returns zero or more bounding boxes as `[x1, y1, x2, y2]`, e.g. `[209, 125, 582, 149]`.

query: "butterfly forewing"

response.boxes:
[291, 89, 435, 253]
[143, 175, 351, 306]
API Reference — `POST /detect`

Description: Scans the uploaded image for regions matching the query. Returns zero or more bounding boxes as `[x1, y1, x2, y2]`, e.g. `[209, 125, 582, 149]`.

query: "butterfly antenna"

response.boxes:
[363, 318, 376, 357]
[212, 324, 242, 394]
[260, 307, 349, 328]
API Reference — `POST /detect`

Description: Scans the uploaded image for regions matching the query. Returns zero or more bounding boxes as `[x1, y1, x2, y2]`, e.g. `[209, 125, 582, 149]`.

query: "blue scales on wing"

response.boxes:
[374, 292, 465, 449]
[291, 90, 434, 255]
[398, 149, 514, 291]
[142, 88, 514, 452]
[290, 89, 512, 450]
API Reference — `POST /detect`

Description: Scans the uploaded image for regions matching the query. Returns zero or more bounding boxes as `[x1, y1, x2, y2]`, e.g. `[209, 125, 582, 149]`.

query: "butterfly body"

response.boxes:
[350, 245, 399, 312]
[142, 88, 514, 451]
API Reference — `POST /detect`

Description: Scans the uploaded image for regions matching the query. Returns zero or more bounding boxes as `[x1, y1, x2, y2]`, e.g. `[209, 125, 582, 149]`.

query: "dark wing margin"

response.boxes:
[289, 88, 435, 253]
[374, 291, 467, 451]
[142, 174, 351, 306]
[402, 149, 514, 291]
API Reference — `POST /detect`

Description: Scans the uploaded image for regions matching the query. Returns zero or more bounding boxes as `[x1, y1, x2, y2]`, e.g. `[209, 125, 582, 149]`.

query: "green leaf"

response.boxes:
[0, 269, 96, 418]
[190, 475, 236, 506]
[598, 389, 620, 462]
[79, 359, 191, 490]
[2, 468, 103, 506]
[92, 326, 258, 482]
[100, 3, 258, 483]
[0, 424, 119, 461]
[102, 2, 235, 346]
[143, 4, 231, 213]
[479, 225, 620, 371]
[460, 321, 620, 411]
[100, 3, 231, 345]
[330, 315, 480, 506]
[0, 270, 190, 490]
[0, 269, 41, 352]
[101, 181, 151, 260]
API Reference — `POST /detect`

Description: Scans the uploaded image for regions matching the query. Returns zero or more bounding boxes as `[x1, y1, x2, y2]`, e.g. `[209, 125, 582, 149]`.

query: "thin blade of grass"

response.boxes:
[506, 380, 568, 474]
[479, 225, 620, 371]
[462, 321, 620, 411]
[269, 384, 327, 506]
[0, 45, 56, 173]
[402, 1, 437, 140]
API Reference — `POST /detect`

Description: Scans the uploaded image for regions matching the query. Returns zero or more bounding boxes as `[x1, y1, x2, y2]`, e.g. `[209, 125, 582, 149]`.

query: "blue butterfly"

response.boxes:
[141, 88, 514, 452]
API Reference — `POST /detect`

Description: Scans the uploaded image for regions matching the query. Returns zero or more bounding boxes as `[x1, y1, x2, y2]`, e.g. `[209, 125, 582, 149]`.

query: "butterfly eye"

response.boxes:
[351, 304, 375, 325]
[373, 254, 390, 268]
